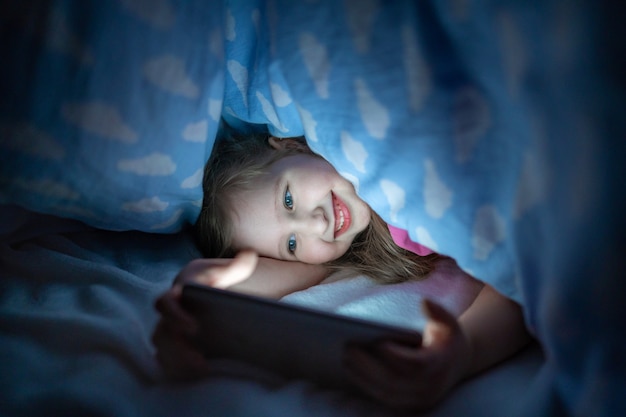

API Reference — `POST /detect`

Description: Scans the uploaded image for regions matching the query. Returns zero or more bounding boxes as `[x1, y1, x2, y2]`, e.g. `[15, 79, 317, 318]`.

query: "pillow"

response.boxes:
[0, 1, 224, 232]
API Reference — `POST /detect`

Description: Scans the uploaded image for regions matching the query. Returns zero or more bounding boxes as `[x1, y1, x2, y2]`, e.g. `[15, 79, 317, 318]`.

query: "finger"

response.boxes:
[374, 339, 423, 375]
[152, 322, 209, 376]
[155, 289, 198, 335]
[154, 288, 178, 314]
[198, 251, 259, 288]
[421, 299, 458, 347]
[173, 258, 229, 286]
[344, 347, 430, 410]
[152, 322, 211, 380]
[344, 346, 405, 401]
[421, 299, 458, 327]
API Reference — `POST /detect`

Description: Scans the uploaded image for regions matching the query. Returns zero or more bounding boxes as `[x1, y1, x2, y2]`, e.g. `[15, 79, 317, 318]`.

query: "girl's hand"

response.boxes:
[343, 299, 471, 411]
[172, 250, 260, 289]
[152, 251, 259, 380]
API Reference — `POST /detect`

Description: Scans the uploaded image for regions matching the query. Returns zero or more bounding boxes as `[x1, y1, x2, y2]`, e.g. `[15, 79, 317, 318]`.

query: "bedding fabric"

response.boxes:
[0, 1, 223, 232]
[1, 1, 625, 416]
[0, 205, 542, 417]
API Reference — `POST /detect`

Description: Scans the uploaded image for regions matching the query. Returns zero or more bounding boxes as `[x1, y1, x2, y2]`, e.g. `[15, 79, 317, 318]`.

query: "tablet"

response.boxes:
[181, 284, 422, 390]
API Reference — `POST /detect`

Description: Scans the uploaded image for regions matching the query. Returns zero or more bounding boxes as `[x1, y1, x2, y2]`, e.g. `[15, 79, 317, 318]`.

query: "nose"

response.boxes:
[295, 208, 330, 240]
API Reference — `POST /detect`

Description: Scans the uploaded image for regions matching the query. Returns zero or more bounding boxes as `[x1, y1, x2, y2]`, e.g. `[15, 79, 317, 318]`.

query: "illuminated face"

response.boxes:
[231, 142, 371, 264]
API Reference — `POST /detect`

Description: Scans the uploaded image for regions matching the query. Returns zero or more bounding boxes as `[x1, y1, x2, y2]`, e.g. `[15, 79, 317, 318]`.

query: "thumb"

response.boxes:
[421, 299, 458, 347]
[208, 250, 259, 289]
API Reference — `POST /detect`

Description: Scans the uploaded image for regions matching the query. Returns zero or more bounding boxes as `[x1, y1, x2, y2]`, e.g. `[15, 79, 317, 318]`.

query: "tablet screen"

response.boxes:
[181, 284, 421, 390]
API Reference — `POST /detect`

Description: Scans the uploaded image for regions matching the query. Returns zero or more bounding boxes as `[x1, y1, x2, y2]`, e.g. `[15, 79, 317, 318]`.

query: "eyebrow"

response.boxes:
[274, 176, 287, 260]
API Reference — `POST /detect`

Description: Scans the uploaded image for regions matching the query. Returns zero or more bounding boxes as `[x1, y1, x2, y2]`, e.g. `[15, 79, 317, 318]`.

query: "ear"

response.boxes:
[268, 136, 287, 150]
[268, 136, 309, 152]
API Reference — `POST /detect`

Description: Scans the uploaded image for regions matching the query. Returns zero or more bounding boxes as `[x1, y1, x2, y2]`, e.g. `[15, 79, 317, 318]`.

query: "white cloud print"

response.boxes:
[341, 131, 367, 173]
[208, 99, 221, 122]
[117, 153, 176, 176]
[151, 208, 183, 230]
[355, 78, 389, 140]
[143, 55, 199, 98]
[181, 168, 203, 189]
[270, 82, 292, 107]
[0, 123, 65, 160]
[299, 33, 329, 99]
[120, 0, 175, 30]
[423, 158, 452, 218]
[415, 226, 438, 252]
[380, 179, 405, 223]
[5, 177, 79, 200]
[182, 120, 208, 142]
[61, 101, 138, 143]
[472, 205, 506, 260]
[227, 60, 249, 108]
[122, 196, 169, 213]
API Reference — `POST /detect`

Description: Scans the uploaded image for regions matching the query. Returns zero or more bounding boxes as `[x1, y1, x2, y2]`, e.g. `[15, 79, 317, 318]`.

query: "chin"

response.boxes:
[353, 214, 371, 236]
[333, 242, 352, 260]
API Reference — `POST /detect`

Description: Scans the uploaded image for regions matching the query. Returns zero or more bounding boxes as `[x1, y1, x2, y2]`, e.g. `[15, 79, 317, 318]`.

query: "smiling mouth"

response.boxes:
[332, 192, 351, 238]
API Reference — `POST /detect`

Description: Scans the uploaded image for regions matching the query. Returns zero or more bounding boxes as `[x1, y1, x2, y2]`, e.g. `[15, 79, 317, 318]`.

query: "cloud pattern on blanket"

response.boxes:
[0, 1, 223, 232]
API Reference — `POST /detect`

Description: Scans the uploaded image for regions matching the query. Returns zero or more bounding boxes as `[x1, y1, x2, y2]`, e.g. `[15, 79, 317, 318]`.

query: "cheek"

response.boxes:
[302, 242, 349, 264]
[356, 203, 372, 232]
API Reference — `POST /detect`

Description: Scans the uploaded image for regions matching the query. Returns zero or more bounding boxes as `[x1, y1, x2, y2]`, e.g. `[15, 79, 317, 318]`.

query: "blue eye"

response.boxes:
[284, 187, 294, 210]
[288, 234, 297, 254]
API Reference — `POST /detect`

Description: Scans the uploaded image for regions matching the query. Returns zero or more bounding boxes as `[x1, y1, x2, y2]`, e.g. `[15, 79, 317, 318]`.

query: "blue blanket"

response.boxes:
[0, 1, 223, 232]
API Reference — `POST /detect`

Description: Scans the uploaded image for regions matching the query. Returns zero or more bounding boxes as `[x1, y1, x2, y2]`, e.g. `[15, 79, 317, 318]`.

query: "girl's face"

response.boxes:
[231, 147, 371, 264]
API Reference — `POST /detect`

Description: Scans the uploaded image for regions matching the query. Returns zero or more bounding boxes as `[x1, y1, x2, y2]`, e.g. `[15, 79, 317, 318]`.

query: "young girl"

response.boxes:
[153, 131, 531, 411]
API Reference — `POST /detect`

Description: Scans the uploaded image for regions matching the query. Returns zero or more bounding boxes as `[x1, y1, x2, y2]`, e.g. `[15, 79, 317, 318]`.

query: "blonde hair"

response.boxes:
[195, 130, 438, 284]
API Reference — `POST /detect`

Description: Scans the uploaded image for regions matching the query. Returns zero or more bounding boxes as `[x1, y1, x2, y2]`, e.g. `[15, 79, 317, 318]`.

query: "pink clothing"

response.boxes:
[388, 224, 435, 256]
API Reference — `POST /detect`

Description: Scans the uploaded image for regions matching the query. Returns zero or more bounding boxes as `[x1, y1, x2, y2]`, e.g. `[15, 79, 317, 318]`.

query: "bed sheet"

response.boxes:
[0, 206, 543, 417]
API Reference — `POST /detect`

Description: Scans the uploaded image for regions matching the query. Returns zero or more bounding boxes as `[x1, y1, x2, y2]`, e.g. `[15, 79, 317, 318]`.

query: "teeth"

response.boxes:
[336, 206, 344, 232]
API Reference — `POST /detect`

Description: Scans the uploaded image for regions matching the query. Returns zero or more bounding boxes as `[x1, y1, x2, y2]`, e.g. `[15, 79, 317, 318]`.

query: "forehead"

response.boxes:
[229, 174, 281, 256]
[268, 152, 326, 171]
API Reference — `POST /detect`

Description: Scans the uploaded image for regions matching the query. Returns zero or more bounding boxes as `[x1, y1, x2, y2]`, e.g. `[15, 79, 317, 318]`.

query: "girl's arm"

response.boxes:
[226, 255, 329, 299]
[457, 283, 531, 377]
